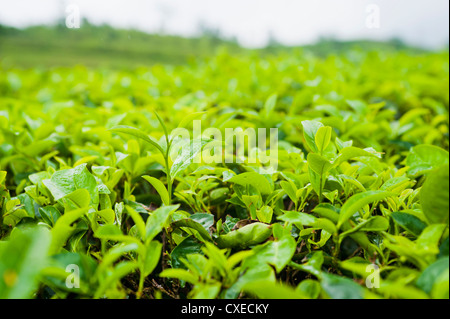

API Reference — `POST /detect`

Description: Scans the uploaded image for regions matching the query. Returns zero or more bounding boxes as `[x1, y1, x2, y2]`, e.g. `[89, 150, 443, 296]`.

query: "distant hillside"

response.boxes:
[0, 22, 244, 68]
[0, 22, 436, 69]
[267, 38, 428, 57]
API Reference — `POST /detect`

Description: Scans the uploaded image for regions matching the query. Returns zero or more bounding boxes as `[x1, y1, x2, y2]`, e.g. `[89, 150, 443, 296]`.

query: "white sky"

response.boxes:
[0, 0, 448, 48]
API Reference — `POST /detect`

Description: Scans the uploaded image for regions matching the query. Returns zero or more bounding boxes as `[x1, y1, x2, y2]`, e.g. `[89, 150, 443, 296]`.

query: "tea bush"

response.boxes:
[0, 49, 449, 299]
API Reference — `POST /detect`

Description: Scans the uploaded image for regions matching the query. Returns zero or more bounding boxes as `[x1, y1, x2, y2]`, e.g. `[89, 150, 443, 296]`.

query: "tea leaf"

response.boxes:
[142, 175, 170, 206]
[407, 145, 449, 177]
[337, 191, 393, 229]
[420, 165, 449, 224]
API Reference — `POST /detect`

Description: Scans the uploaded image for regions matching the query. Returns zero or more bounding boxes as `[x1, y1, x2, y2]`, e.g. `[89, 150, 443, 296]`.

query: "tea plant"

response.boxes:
[0, 48, 448, 299]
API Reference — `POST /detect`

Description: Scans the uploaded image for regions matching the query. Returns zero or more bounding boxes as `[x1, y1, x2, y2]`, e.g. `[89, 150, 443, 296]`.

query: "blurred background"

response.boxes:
[0, 0, 449, 68]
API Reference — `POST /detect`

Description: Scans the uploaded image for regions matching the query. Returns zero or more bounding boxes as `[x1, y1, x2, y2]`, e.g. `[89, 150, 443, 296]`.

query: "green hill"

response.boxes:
[0, 22, 435, 69]
[0, 22, 244, 68]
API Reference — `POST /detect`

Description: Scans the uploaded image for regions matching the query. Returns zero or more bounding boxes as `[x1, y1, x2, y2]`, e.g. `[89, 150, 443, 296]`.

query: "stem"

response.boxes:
[319, 148, 324, 203]
[333, 235, 341, 259]
[201, 200, 211, 214]
[167, 173, 172, 205]
[137, 270, 145, 299]
[318, 174, 323, 203]
[165, 150, 173, 205]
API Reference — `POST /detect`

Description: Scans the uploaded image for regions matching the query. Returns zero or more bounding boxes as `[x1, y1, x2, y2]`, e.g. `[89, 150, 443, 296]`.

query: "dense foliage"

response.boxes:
[0, 48, 449, 299]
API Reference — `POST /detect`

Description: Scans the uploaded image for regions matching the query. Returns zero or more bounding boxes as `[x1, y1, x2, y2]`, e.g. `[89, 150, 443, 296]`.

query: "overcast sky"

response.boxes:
[0, 0, 448, 48]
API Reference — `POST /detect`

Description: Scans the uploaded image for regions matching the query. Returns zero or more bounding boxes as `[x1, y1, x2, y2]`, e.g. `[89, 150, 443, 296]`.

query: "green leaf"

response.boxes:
[0, 227, 51, 299]
[176, 112, 206, 130]
[391, 212, 427, 236]
[94, 261, 138, 299]
[146, 205, 179, 242]
[171, 236, 204, 269]
[49, 207, 89, 255]
[416, 224, 447, 256]
[99, 243, 140, 272]
[3, 199, 28, 227]
[0, 171, 6, 185]
[321, 273, 364, 299]
[431, 271, 449, 299]
[439, 237, 449, 258]
[313, 204, 340, 223]
[346, 100, 367, 114]
[170, 139, 208, 178]
[191, 283, 222, 299]
[340, 216, 389, 239]
[333, 146, 378, 167]
[315, 126, 332, 154]
[278, 211, 317, 226]
[22, 140, 56, 158]
[227, 250, 255, 269]
[420, 165, 449, 224]
[290, 251, 324, 278]
[42, 164, 99, 205]
[383, 233, 428, 270]
[357, 217, 390, 232]
[159, 268, 198, 284]
[39, 206, 61, 227]
[242, 235, 297, 273]
[338, 258, 373, 279]
[216, 223, 272, 249]
[190, 213, 215, 231]
[337, 191, 393, 229]
[142, 175, 170, 206]
[228, 172, 273, 196]
[96, 209, 115, 225]
[143, 240, 162, 276]
[153, 111, 170, 143]
[416, 257, 449, 295]
[125, 205, 146, 240]
[243, 280, 308, 299]
[62, 189, 91, 209]
[308, 167, 323, 198]
[256, 206, 273, 224]
[406, 145, 449, 177]
[279, 212, 337, 234]
[263, 94, 278, 118]
[225, 264, 275, 299]
[312, 219, 338, 235]
[242, 195, 260, 220]
[380, 177, 411, 193]
[301, 120, 323, 153]
[73, 155, 99, 168]
[44, 252, 98, 294]
[280, 180, 298, 204]
[172, 218, 213, 243]
[296, 280, 321, 299]
[378, 281, 429, 299]
[94, 224, 123, 239]
[307, 153, 332, 176]
[109, 126, 165, 155]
